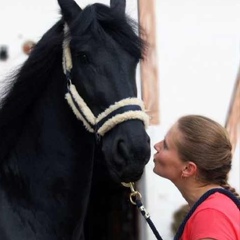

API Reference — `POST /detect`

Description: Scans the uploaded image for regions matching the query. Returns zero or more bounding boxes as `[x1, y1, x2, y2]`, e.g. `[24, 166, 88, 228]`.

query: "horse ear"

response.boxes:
[110, 0, 126, 14]
[58, 0, 82, 23]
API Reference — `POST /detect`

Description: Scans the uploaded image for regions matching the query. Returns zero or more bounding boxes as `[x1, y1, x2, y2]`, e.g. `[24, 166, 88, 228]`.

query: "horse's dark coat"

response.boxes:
[0, 1, 150, 239]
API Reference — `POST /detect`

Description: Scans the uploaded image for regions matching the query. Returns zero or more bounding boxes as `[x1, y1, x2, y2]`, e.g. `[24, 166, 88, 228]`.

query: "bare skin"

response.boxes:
[153, 123, 222, 209]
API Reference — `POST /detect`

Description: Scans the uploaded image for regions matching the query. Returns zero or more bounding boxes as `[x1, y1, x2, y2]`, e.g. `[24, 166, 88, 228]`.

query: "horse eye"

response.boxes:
[78, 52, 89, 64]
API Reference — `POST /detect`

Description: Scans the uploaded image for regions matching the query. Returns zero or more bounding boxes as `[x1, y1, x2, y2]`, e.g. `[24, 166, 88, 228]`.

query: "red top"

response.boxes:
[180, 192, 240, 240]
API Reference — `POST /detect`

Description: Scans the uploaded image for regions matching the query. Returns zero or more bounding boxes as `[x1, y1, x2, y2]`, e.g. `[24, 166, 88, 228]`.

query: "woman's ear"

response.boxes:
[181, 162, 197, 178]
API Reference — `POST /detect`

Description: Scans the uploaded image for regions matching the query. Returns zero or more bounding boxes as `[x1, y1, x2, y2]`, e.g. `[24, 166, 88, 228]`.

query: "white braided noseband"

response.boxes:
[65, 85, 149, 136]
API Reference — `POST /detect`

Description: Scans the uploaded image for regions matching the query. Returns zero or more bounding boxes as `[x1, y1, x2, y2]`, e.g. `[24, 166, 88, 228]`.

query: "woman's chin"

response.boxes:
[153, 167, 164, 178]
[153, 166, 159, 175]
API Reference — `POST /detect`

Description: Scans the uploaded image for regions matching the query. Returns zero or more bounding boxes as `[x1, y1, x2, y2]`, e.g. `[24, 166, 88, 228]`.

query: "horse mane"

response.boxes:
[0, 21, 64, 164]
[0, 3, 146, 165]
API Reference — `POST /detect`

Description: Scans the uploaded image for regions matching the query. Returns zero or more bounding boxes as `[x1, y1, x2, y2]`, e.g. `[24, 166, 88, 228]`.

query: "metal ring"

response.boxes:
[130, 191, 142, 205]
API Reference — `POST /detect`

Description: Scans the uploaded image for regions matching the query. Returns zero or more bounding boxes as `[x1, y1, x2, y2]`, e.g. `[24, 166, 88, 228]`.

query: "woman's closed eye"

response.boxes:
[163, 139, 168, 149]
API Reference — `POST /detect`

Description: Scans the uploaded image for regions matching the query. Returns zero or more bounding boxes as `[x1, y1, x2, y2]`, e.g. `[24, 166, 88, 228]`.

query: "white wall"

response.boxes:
[0, 1, 239, 240]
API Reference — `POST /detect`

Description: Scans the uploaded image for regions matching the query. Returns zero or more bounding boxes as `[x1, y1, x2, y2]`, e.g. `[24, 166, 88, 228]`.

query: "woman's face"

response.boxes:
[153, 124, 185, 182]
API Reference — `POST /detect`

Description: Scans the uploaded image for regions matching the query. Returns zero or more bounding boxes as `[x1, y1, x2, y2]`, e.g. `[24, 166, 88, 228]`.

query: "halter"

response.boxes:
[62, 24, 149, 140]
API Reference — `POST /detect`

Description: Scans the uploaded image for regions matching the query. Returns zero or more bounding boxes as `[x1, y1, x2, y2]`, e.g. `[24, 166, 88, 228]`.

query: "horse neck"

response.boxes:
[0, 70, 96, 239]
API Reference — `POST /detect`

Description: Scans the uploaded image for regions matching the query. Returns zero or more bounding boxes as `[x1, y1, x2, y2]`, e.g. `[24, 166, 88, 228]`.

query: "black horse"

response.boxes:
[0, 0, 150, 239]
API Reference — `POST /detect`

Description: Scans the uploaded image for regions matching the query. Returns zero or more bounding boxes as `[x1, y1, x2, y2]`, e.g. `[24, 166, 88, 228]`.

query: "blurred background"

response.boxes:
[0, 0, 239, 239]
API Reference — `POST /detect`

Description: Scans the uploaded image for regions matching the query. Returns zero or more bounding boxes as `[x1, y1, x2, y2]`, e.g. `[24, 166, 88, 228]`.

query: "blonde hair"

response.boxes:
[175, 115, 239, 199]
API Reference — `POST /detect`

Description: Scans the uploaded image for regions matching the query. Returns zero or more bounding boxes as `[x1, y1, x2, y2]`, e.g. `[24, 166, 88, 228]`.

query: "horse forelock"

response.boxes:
[96, 4, 146, 60]
[69, 3, 146, 60]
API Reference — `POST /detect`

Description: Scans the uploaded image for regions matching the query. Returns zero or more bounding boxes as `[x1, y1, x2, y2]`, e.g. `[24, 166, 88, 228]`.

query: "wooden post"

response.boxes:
[225, 70, 240, 153]
[138, 0, 160, 125]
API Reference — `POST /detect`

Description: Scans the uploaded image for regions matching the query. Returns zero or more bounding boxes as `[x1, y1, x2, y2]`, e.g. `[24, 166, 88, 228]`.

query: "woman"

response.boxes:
[153, 115, 240, 240]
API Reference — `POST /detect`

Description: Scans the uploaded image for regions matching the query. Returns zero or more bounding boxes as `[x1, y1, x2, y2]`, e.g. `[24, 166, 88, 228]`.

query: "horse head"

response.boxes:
[58, 0, 151, 183]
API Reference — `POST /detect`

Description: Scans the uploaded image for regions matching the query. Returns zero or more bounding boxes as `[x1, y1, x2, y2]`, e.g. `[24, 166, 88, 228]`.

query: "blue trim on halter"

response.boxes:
[95, 105, 142, 133]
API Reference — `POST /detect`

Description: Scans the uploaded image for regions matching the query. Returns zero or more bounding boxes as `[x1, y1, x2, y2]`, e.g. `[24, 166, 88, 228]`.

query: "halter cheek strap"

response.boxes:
[62, 23, 149, 137]
[62, 24, 72, 74]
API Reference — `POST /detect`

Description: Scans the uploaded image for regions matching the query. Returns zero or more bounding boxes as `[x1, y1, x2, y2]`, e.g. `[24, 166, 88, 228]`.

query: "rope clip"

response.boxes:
[121, 182, 142, 205]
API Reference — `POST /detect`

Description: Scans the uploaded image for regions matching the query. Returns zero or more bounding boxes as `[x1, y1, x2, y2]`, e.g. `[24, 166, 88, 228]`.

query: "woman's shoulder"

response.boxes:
[185, 192, 240, 240]
[197, 191, 239, 213]
[177, 190, 239, 240]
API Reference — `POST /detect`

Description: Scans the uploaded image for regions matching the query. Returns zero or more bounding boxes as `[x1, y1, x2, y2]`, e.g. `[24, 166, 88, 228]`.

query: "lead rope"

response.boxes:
[122, 182, 163, 240]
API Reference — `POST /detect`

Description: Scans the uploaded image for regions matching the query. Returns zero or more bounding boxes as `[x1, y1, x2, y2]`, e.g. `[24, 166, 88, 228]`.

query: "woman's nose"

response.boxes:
[154, 141, 161, 151]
